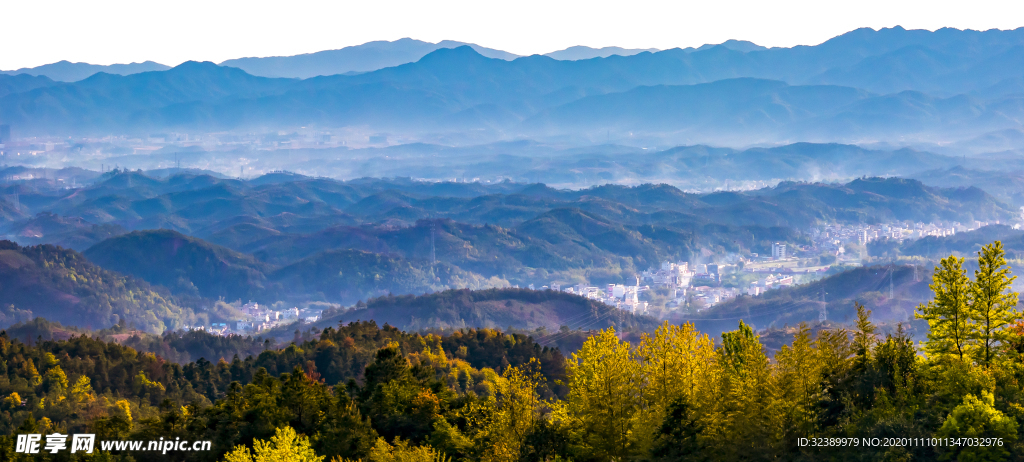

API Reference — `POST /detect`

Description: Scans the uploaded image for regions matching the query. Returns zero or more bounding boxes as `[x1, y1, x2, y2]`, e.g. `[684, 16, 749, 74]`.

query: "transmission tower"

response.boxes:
[819, 287, 827, 322]
[889, 264, 894, 299]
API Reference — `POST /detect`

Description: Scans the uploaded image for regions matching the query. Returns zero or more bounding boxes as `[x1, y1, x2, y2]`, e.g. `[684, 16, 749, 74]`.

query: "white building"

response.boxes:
[771, 242, 787, 259]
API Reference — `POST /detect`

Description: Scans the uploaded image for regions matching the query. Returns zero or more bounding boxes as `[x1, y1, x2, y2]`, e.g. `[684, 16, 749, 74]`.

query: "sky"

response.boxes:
[4, 0, 1024, 69]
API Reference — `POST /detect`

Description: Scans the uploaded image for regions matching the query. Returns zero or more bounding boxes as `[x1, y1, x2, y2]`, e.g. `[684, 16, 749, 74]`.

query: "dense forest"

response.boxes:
[1, 241, 1023, 461]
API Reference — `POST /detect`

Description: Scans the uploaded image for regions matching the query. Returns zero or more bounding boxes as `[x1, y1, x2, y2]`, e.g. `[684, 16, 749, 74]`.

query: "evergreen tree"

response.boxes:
[917, 255, 974, 362]
[969, 241, 1020, 368]
[649, 396, 710, 461]
[853, 302, 877, 357]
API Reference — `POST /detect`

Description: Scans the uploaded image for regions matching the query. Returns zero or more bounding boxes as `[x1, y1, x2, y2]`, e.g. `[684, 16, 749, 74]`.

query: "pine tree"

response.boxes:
[969, 241, 1020, 368]
[917, 255, 974, 362]
[853, 303, 877, 357]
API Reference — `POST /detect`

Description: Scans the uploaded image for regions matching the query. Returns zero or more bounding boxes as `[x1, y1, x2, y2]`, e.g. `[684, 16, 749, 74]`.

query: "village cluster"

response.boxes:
[194, 302, 324, 335]
[808, 220, 998, 255]
[544, 251, 802, 316]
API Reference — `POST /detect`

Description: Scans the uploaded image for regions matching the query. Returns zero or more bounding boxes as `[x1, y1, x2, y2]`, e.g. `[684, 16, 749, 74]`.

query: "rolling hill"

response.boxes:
[3, 171, 1012, 292]
[83, 229, 272, 301]
[677, 264, 932, 336]
[0, 239, 195, 332]
[315, 287, 661, 334]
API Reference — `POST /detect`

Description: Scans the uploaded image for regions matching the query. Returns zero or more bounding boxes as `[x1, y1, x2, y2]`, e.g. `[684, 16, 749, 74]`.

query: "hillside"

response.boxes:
[870, 224, 1024, 259]
[0, 239, 195, 332]
[0, 73, 57, 98]
[265, 249, 507, 305]
[316, 287, 661, 336]
[675, 264, 932, 336]
[83, 229, 272, 300]
[5, 173, 1012, 298]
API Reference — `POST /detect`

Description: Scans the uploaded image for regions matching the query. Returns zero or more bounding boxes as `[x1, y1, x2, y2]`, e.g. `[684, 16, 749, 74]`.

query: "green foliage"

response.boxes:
[917, 240, 1021, 368]
[936, 391, 1017, 461]
[968, 241, 1019, 367]
[224, 426, 325, 462]
[917, 255, 973, 362]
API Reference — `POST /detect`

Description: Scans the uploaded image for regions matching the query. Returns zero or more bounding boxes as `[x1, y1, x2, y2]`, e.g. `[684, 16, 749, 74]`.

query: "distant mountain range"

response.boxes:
[3, 27, 1024, 147]
[0, 61, 170, 82]
[219, 38, 520, 78]
[0, 38, 756, 81]
[542, 46, 661, 61]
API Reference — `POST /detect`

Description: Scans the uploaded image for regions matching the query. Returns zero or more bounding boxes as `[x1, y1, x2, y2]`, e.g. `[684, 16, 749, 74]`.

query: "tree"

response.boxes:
[649, 396, 710, 461]
[853, 302, 877, 357]
[224, 426, 324, 462]
[362, 437, 449, 462]
[716, 321, 774, 460]
[721, 321, 760, 374]
[969, 241, 1020, 368]
[634, 322, 718, 454]
[480, 359, 543, 462]
[772, 324, 823, 443]
[554, 327, 642, 460]
[917, 256, 974, 362]
[936, 391, 1018, 461]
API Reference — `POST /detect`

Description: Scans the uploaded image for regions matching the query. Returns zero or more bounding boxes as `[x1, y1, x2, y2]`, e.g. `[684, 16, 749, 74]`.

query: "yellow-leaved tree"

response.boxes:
[633, 322, 719, 454]
[716, 320, 774, 459]
[554, 327, 643, 460]
[480, 359, 543, 462]
[223, 426, 323, 462]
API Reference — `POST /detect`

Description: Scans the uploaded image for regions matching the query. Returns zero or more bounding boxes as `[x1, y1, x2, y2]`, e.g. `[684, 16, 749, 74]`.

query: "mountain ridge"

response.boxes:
[1, 60, 170, 82]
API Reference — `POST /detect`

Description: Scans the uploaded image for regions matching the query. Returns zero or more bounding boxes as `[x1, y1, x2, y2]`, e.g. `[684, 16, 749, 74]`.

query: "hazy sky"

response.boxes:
[4, 0, 1023, 69]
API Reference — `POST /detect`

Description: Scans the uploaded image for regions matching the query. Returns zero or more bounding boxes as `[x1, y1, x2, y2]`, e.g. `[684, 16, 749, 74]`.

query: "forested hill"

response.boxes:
[83, 229, 273, 301]
[677, 264, 932, 335]
[870, 223, 1024, 260]
[83, 229, 505, 306]
[311, 288, 660, 345]
[0, 240, 196, 332]
[6, 172, 1009, 304]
